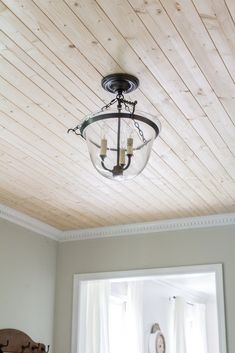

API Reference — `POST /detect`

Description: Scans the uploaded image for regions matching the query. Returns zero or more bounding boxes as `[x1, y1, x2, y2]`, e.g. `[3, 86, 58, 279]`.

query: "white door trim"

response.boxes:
[71, 264, 227, 353]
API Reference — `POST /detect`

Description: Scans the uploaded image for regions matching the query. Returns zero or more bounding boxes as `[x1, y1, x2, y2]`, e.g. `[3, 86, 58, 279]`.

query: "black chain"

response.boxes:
[102, 94, 147, 144]
[133, 120, 146, 144]
[101, 98, 117, 111]
[68, 93, 147, 143]
[128, 100, 146, 144]
[68, 98, 118, 136]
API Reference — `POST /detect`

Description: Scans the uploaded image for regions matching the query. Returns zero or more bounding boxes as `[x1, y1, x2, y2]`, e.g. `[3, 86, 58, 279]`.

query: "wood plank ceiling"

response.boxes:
[0, 0, 235, 230]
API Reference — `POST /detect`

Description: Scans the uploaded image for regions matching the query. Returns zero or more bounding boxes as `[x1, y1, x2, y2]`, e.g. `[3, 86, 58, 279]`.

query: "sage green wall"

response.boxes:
[0, 219, 57, 351]
[54, 225, 235, 353]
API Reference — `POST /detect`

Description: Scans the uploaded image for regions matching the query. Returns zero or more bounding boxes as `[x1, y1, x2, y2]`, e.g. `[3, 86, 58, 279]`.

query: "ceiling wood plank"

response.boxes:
[127, 0, 235, 156]
[193, 0, 235, 82]
[160, 0, 235, 124]
[2, 0, 233, 190]
[20, 0, 235, 207]
[1, 55, 191, 217]
[95, 0, 235, 184]
[0, 0, 234, 230]
[0, 52, 217, 216]
[225, 0, 235, 23]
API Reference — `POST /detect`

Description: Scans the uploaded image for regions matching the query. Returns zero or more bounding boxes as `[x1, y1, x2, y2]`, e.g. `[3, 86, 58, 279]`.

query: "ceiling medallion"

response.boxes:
[68, 73, 161, 180]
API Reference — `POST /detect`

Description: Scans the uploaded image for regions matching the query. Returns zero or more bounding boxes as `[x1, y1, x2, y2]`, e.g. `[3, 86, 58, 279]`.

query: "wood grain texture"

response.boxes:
[0, 328, 46, 353]
[0, 0, 234, 230]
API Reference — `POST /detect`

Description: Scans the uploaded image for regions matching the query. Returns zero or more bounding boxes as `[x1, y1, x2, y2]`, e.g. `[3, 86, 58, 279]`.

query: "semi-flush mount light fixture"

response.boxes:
[68, 73, 161, 180]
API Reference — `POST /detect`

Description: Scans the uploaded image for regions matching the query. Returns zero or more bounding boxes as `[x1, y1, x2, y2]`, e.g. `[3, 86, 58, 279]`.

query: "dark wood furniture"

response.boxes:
[0, 329, 49, 353]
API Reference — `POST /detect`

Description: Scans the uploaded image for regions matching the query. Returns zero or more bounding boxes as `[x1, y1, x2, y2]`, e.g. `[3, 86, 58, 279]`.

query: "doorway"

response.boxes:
[72, 264, 226, 353]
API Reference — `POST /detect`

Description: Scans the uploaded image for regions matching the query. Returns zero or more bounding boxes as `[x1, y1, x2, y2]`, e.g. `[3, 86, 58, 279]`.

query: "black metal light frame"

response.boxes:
[68, 73, 160, 178]
[79, 112, 160, 138]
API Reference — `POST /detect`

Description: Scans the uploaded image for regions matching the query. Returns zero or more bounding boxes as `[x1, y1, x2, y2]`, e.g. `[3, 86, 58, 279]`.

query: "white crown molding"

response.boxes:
[62, 212, 235, 242]
[0, 203, 62, 240]
[0, 203, 235, 242]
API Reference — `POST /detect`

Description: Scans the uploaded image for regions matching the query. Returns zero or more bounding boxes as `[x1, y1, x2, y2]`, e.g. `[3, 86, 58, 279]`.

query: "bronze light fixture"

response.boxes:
[68, 73, 161, 180]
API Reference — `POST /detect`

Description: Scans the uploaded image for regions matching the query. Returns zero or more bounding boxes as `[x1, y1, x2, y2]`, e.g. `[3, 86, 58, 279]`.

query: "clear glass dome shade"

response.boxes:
[81, 110, 161, 180]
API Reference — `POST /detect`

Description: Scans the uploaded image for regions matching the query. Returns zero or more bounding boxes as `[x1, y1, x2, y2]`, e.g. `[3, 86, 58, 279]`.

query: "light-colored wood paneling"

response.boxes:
[0, 0, 234, 230]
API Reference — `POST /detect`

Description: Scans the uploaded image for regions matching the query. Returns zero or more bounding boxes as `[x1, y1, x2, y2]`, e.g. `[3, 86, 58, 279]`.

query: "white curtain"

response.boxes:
[124, 281, 144, 353]
[79, 280, 144, 353]
[169, 297, 187, 353]
[80, 280, 110, 353]
[168, 297, 208, 353]
[185, 303, 208, 353]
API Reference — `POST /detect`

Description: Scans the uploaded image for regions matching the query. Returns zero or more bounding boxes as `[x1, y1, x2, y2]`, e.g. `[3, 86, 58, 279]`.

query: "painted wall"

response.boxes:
[0, 219, 57, 351]
[143, 281, 169, 353]
[54, 225, 235, 353]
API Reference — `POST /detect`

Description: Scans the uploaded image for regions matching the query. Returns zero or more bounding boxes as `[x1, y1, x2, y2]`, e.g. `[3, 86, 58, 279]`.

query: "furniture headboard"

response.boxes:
[0, 329, 49, 353]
